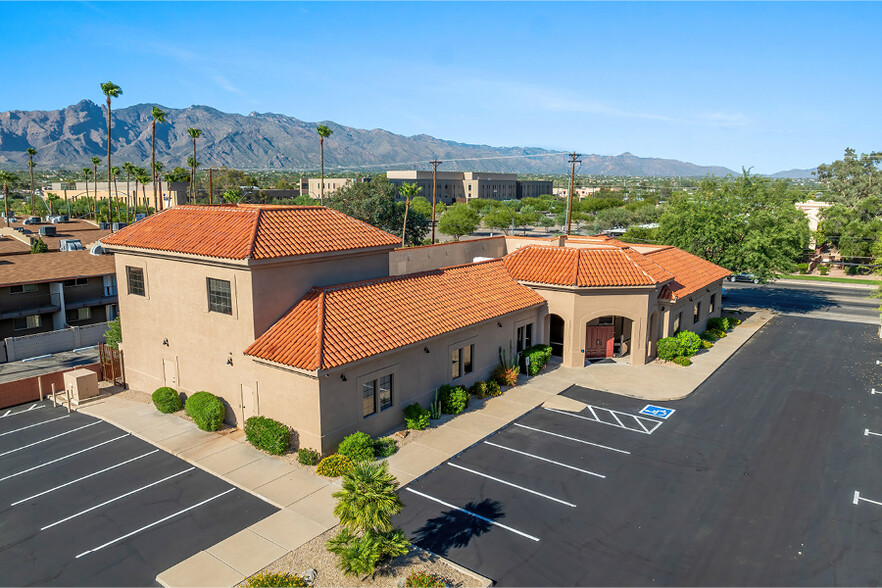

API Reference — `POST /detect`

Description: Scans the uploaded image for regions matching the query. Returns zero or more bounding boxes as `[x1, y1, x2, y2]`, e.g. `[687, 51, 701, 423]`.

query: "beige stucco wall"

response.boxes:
[661, 282, 725, 337]
[389, 237, 506, 275]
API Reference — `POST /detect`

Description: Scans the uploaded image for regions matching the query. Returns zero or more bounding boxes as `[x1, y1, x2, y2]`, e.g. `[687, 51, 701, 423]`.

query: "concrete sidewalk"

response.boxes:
[76, 308, 771, 587]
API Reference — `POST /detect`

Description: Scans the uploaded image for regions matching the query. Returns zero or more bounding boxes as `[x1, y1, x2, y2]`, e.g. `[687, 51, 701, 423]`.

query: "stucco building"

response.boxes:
[102, 204, 728, 453]
[386, 171, 552, 203]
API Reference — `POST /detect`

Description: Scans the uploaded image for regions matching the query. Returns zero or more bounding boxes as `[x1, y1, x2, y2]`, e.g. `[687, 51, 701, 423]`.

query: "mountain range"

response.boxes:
[0, 100, 806, 177]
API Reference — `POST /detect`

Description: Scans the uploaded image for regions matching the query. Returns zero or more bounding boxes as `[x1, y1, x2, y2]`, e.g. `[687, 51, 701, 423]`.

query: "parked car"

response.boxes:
[729, 273, 760, 284]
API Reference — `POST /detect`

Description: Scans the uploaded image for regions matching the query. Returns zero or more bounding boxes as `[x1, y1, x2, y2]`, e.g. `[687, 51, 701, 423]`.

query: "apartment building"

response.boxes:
[299, 177, 371, 198]
[386, 171, 552, 203]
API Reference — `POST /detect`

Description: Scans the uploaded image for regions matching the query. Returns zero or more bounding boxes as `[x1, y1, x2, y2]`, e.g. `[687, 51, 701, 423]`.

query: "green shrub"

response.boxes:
[657, 336, 682, 361]
[30, 237, 48, 254]
[151, 386, 182, 413]
[403, 403, 430, 430]
[405, 571, 447, 588]
[244, 572, 307, 588]
[711, 328, 727, 339]
[244, 416, 290, 455]
[731, 317, 742, 326]
[374, 437, 398, 458]
[438, 384, 469, 415]
[673, 356, 692, 367]
[469, 380, 490, 399]
[316, 453, 353, 477]
[700, 330, 718, 342]
[522, 344, 553, 376]
[700, 339, 714, 349]
[485, 379, 502, 397]
[706, 317, 729, 332]
[675, 330, 702, 357]
[184, 391, 225, 431]
[338, 431, 375, 462]
[297, 447, 321, 465]
[819, 265, 829, 275]
[797, 263, 809, 274]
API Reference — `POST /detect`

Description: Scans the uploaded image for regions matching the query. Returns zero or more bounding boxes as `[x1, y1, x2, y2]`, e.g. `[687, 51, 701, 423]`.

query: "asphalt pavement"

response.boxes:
[724, 280, 879, 324]
[395, 315, 882, 586]
[0, 348, 100, 385]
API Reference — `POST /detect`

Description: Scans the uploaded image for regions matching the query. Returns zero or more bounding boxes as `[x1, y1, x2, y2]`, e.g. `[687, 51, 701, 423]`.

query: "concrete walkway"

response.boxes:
[75, 308, 771, 587]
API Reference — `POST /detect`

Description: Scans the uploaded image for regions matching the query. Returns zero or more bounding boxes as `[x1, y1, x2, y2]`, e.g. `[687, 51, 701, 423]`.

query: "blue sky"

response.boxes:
[2, 1, 879, 173]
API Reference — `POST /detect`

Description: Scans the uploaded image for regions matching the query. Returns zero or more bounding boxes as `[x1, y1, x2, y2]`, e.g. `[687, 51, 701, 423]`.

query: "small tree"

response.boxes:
[104, 316, 122, 349]
[326, 461, 410, 577]
[438, 203, 480, 241]
[30, 237, 48, 254]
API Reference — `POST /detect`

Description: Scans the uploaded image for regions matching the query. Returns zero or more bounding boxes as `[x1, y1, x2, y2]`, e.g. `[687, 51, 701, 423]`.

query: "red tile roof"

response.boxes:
[101, 204, 400, 260]
[503, 245, 673, 287]
[0, 250, 116, 288]
[644, 247, 731, 301]
[244, 260, 545, 370]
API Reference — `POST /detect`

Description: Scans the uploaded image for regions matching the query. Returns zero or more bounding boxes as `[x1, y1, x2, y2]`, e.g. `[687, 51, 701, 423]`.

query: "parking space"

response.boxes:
[0, 401, 277, 586]
[396, 316, 882, 586]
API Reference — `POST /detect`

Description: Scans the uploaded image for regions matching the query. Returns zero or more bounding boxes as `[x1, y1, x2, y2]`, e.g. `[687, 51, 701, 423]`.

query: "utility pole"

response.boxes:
[430, 159, 442, 244]
[208, 168, 214, 205]
[566, 152, 581, 236]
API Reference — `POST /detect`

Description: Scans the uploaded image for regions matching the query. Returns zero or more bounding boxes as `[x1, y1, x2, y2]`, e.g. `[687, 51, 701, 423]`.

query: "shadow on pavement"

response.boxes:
[724, 286, 837, 314]
[412, 499, 503, 557]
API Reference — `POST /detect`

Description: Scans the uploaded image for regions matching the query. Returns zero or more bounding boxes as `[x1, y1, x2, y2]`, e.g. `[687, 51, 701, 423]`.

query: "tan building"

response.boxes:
[49, 182, 189, 210]
[102, 204, 728, 454]
[386, 171, 552, 203]
[300, 177, 371, 198]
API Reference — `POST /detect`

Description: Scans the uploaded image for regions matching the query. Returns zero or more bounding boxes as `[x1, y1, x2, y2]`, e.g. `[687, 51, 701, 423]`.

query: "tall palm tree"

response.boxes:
[187, 128, 201, 203]
[316, 124, 333, 205]
[110, 166, 121, 223]
[398, 182, 421, 247]
[136, 168, 150, 213]
[149, 106, 167, 213]
[25, 147, 36, 215]
[152, 161, 164, 211]
[82, 167, 92, 217]
[122, 162, 134, 221]
[90, 156, 102, 221]
[0, 171, 15, 227]
[100, 82, 122, 231]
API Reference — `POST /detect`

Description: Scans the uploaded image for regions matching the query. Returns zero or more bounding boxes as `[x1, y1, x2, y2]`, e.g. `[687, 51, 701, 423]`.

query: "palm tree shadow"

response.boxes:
[411, 499, 503, 557]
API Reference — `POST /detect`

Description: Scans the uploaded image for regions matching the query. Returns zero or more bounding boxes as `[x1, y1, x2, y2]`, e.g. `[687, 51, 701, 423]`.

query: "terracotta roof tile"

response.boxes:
[101, 204, 400, 260]
[504, 245, 671, 287]
[644, 247, 731, 300]
[244, 260, 545, 370]
[0, 250, 116, 288]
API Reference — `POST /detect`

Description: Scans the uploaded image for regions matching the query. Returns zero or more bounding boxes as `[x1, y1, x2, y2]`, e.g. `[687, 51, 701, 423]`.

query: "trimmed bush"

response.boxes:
[819, 265, 829, 275]
[522, 344, 553, 376]
[673, 356, 692, 367]
[700, 330, 718, 342]
[405, 571, 447, 588]
[438, 384, 469, 415]
[244, 573, 307, 588]
[151, 386, 182, 413]
[657, 336, 682, 361]
[700, 339, 714, 349]
[316, 453, 353, 477]
[706, 317, 730, 332]
[469, 380, 490, 399]
[244, 416, 290, 455]
[374, 437, 398, 458]
[338, 431, 375, 462]
[297, 447, 321, 465]
[403, 403, 430, 430]
[675, 330, 702, 357]
[797, 263, 809, 274]
[485, 379, 502, 397]
[184, 391, 225, 431]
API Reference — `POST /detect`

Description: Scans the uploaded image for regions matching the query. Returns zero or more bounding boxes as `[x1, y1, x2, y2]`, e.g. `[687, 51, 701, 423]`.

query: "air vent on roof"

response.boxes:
[39, 226, 56, 237]
[90, 244, 105, 256]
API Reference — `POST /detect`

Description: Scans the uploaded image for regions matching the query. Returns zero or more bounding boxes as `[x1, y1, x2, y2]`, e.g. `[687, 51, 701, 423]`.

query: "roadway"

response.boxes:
[724, 280, 880, 325]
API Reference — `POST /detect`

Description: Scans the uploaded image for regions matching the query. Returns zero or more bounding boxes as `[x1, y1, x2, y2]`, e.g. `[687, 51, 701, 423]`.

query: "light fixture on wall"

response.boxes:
[226, 356, 233, 366]
[497, 322, 502, 328]
[340, 374, 347, 382]
[162, 338, 169, 346]
[424, 347, 430, 354]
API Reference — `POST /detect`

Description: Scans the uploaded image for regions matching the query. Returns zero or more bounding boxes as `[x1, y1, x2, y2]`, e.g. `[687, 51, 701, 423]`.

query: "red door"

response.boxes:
[585, 325, 615, 358]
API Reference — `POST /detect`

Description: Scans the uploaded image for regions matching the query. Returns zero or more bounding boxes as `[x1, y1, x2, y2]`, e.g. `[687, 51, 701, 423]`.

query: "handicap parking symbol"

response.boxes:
[639, 404, 675, 419]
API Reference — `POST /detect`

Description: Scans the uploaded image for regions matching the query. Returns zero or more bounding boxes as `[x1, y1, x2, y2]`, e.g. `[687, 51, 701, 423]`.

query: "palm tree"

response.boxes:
[136, 168, 151, 214]
[90, 156, 102, 221]
[149, 106, 167, 213]
[316, 124, 333, 205]
[110, 166, 121, 223]
[82, 167, 92, 217]
[398, 182, 421, 247]
[122, 162, 134, 221]
[187, 128, 201, 203]
[333, 461, 405, 534]
[0, 171, 15, 227]
[152, 161, 164, 211]
[100, 82, 122, 231]
[25, 147, 36, 215]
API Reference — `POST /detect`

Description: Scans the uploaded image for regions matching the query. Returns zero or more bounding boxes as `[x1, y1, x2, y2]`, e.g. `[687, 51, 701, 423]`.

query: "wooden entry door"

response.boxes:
[585, 325, 615, 358]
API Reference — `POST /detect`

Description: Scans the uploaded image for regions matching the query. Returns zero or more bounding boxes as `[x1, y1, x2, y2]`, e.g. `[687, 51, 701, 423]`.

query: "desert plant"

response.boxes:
[438, 384, 469, 415]
[675, 330, 702, 357]
[403, 403, 430, 430]
[673, 356, 692, 367]
[405, 571, 448, 588]
[491, 365, 519, 386]
[373, 437, 398, 458]
[317, 453, 353, 477]
[151, 386, 182, 413]
[297, 447, 321, 466]
[338, 431, 376, 463]
[244, 572, 308, 588]
[244, 416, 290, 455]
[184, 391, 225, 431]
[429, 390, 442, 419]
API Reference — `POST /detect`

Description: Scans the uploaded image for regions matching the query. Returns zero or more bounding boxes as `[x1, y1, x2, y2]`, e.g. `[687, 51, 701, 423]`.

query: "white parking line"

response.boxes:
[853, 491, 882, 508]
[0, 434, 129, 483]
[0, 404, 45, 419]
[11, 449, 160, 506]
[872, 388, 879, 395]
[447, 462, 576, 507]
[42, 466, 196, 530]
[543, 406, 662, 434]
[74, 487, 235, 558]
[864, 429, 882, 438]
[484, 441, 605, 479]
[405, 487, 540, 542]
[513, 423, 631, 454]
[0, 421, 100, 458]
[0, 415, 70, 438]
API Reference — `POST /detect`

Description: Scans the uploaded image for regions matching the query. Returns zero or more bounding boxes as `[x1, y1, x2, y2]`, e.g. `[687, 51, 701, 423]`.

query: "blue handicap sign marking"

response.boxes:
[639, 405, 675, 419]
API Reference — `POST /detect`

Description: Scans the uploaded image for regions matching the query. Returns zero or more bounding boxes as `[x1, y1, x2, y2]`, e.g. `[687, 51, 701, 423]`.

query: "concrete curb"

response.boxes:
[773, 278, 879, 290]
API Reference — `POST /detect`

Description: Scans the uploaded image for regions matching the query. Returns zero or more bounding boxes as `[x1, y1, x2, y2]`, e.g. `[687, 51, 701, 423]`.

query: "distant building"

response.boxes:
[386, 171, 552, 204]
[795, 200, 833, 233]
[49, 182, 189, 210]
[300, 177, 371, 198]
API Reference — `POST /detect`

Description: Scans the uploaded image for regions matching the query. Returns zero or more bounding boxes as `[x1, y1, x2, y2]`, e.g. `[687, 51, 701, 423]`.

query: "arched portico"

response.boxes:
[579, 309, 646, 366]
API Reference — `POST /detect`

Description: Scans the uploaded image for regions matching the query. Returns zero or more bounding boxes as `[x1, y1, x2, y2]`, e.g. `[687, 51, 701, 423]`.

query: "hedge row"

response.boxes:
[244, 416, 290, 455]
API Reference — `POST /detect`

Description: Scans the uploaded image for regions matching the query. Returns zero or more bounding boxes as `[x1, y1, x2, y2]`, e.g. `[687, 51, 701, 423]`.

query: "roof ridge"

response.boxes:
[314, 289, 327, 370]
[317, 259, 503, 294]
[246, 208, 263, 259]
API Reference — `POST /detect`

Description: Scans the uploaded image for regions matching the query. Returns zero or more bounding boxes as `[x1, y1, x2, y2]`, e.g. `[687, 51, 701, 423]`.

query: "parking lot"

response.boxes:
[0, 402, 277, 586]
[396, 316, 882, 586]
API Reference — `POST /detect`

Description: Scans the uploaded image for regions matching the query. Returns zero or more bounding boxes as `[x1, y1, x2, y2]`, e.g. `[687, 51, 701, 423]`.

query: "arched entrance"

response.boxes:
[585, 316, 634, 360]
[549, 314, 565, 357]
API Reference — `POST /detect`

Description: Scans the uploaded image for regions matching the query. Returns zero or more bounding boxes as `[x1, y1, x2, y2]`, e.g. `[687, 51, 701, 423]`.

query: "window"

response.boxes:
[673, 312, 682, 334]
[378, 375, 393, 411]
[362, 374, 394, 417]
[66, 307, 91, 322]
[63, 278, 88, 287]
[451, 348, 461, 380]
[362, 380, 376, 417]
[516, 324, 533, 353]
[463, 344, 473, 375]
[451, 344, 474, 379]
[693, 302, 701, 324]
[709, 293, 716, 314]
[14, 315, 41, 330]
[126, 267, 145, 297]
[10, 283, 38, 294]
[207, 278, 232, 315]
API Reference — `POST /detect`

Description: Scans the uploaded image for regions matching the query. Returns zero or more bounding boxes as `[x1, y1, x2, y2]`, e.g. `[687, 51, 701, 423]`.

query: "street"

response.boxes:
[724, 280, 879, 325]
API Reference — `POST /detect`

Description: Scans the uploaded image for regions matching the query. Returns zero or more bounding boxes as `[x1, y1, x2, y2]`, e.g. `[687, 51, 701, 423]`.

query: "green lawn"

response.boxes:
[776, 274, 882, 286]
